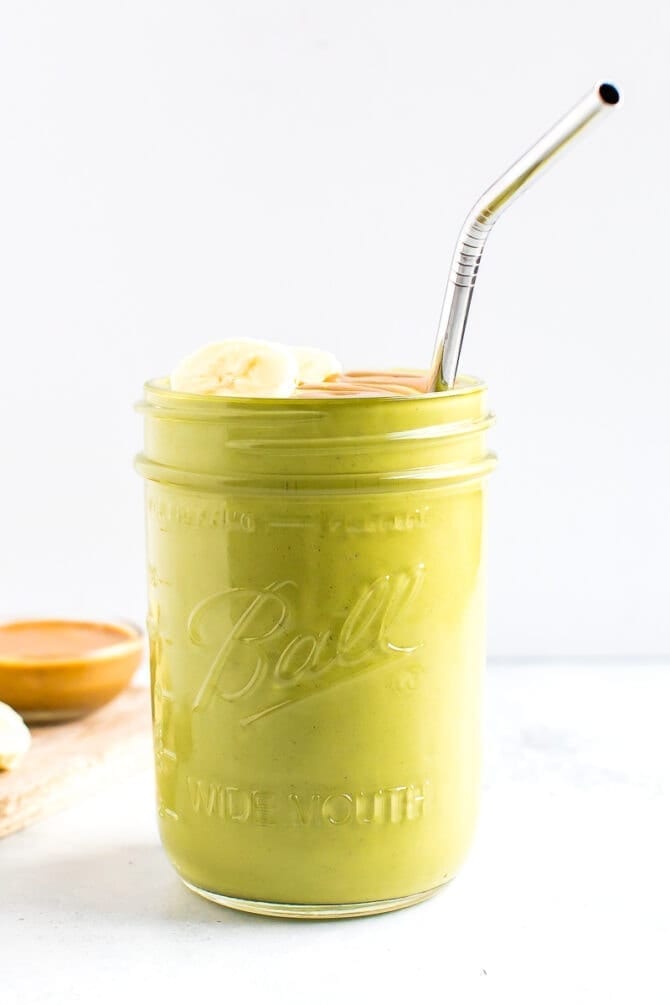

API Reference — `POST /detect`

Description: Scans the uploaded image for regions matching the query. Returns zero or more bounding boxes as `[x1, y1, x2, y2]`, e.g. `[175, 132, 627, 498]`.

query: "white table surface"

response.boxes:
[2, 661, 668, 1005]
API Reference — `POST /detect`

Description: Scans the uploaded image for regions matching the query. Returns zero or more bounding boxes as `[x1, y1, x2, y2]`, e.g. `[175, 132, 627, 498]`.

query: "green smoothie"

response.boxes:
[136, 376, 495, 917]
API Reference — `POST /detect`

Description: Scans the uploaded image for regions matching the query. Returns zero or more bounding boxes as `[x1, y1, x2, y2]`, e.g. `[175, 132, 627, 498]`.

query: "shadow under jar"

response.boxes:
[135, 377, 496, 918]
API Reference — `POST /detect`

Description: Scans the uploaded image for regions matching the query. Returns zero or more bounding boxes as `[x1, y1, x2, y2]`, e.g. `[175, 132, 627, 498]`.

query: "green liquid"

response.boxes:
[138, 379, 494, 909]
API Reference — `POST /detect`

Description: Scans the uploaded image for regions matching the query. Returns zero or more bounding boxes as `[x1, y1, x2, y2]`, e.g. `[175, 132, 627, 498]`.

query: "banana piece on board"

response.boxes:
[0, 702, 31, 771]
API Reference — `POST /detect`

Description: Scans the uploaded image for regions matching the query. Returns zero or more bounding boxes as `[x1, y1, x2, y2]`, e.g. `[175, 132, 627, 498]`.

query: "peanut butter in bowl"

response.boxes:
[0, 619, 144, 724]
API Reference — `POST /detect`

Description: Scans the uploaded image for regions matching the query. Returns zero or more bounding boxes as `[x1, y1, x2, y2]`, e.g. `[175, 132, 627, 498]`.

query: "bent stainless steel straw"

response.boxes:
[429, 82, 620, 391]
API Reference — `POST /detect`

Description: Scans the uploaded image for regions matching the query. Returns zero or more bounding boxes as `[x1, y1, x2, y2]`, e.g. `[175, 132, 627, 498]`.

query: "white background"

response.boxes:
[0, 0, 667, 658]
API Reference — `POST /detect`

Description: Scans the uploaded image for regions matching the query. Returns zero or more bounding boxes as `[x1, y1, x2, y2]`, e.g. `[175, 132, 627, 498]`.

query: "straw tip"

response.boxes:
[598, 82, 620, 105]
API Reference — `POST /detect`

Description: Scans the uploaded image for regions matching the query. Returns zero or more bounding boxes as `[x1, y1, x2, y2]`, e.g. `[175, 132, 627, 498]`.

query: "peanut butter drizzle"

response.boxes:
[294, 369, 429, 399]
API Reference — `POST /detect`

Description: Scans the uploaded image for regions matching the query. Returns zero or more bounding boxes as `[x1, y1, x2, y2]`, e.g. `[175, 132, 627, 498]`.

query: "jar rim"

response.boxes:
[140, 374, 487, 412]
[136, 374, 495, 493]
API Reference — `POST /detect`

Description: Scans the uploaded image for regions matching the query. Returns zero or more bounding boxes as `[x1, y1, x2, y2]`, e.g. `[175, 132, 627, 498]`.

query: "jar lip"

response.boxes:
[141, 374, 487, 409]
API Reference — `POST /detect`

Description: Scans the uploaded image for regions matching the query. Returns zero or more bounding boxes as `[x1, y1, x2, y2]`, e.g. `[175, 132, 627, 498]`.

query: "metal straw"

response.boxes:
[429, 82, 620, 391]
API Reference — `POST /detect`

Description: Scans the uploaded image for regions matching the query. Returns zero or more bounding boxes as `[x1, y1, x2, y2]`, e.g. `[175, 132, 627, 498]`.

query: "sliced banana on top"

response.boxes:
[0, 702, 31, 771]
[291, 346, 342, 385]
[171, 339, 299, 397]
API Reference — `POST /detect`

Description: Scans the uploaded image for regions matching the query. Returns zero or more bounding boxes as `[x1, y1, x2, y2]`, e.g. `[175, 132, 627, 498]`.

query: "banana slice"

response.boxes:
[291, 346, 342, 385]
[0, 702, 31, 771]
[171, 339, 299, 397]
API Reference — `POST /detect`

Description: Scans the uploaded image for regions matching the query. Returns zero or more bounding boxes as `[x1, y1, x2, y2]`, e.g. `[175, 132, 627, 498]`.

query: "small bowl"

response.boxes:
[0, 619, 144, 723]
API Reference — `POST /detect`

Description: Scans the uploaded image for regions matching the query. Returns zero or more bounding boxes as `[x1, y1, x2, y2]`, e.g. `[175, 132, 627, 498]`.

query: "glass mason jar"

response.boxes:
[136, 377, 495, 918]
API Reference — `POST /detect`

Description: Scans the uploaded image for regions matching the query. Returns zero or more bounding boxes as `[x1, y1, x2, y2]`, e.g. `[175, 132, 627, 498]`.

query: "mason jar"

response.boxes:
[135, 377, 495, 918]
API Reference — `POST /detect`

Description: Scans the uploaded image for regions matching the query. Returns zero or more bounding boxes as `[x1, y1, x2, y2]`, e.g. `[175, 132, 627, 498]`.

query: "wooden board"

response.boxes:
[0, 685, 152, 838]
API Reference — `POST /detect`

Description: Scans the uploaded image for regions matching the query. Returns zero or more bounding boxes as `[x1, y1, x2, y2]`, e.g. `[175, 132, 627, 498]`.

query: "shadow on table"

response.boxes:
[16, 843, 296, 928]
